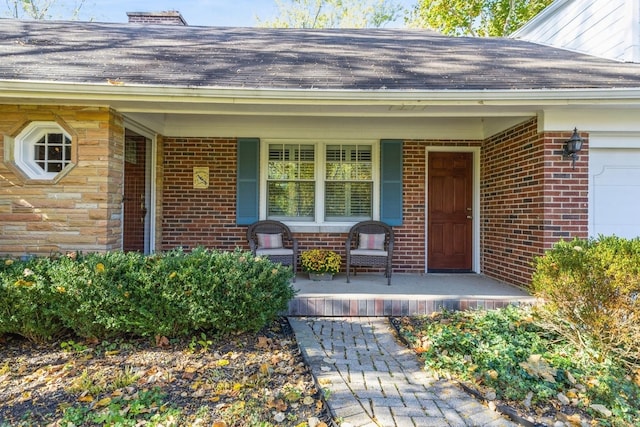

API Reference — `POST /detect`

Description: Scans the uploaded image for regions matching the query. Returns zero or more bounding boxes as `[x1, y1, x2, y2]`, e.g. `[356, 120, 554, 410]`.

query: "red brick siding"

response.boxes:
[160, 138, 431, 273]
[160, 130, 588, 286]
[160, 138, 247, 251]
[480, 118, 588, 287]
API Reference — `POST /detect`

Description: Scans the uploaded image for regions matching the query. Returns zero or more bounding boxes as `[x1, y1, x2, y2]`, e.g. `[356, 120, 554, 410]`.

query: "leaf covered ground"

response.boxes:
[0, 318, 330, 427]
[392, 306, 640, 427]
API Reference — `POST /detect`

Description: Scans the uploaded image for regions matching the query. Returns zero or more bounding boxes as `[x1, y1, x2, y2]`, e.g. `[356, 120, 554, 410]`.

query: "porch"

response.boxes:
[287, 273, 536, 316]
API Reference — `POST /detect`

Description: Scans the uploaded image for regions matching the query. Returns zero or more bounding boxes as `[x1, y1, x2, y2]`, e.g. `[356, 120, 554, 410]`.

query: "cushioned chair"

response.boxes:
[345, 220, 394, 285]
[247, 220, 298, 282]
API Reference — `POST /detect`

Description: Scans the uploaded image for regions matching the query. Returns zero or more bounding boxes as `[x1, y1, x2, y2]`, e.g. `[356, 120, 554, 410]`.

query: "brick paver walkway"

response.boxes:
[289, 317, 515, 427]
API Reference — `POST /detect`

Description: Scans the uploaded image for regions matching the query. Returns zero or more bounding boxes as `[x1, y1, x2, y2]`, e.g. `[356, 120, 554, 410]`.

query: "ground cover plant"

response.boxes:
[395, 236, 640, 426]
[394, 305, 640, 426]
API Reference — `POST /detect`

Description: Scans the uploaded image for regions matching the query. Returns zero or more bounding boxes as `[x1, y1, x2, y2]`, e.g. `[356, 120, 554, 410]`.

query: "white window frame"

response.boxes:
[260, 139, 380, 232]
[12, 121, 74, 180]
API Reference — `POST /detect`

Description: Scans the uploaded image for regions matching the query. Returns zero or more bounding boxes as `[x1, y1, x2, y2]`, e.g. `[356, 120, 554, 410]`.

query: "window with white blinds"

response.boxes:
[267, 144, 316, 220]
[265, 142, 373, 222]
[325, 144, 372, 221]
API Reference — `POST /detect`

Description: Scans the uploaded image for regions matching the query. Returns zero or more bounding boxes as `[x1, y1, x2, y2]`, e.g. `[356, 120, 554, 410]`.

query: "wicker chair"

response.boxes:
[346, 220, 394, 285]
[247, 220, 298, 282]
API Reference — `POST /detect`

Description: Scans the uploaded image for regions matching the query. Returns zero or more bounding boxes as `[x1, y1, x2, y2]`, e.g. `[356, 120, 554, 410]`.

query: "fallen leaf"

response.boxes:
[155, 335, 170, 348]
[85, 337, 99, 345]
[95, 397, 112, 408]
[78, 395, 94, 403]
[564, 413, 583, 426]
[590, 404, 612, 417]
[557, 392, 570, 405]
[260, 363, 271, 375]
[256, 336, 270, 349]
[519, 354, 557, 383]
[274, 399, 288, 411]
[183, 366, 197, 380]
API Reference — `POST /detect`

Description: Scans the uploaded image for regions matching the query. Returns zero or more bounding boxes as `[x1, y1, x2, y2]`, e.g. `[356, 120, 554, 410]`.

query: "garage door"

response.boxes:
[590, 138, 640, 238]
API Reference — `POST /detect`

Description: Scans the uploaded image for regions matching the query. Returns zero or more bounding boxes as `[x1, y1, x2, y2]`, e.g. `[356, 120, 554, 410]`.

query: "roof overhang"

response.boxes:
[2, 80, 640, 138]
[2, 80, 640, 115]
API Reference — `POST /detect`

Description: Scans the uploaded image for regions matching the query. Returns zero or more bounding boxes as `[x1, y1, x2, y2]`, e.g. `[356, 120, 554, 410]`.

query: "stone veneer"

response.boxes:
[0, 105, 124, 255]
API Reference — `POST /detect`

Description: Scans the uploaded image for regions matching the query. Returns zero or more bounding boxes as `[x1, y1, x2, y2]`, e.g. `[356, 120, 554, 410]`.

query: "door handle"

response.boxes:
[467, 215, 472, 219]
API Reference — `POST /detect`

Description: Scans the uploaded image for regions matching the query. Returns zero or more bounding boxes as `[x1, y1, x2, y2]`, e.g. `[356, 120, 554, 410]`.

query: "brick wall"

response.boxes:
[480, 118, 588, 287]
[160, 138, 247, 251]
[0, 105, 124, 256]
[160, 137, 430, 274]
[159, 137, 479, 275]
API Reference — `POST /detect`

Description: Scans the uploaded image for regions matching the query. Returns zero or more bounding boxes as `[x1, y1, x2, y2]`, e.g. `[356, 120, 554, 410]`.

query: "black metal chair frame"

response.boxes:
[247, 220, 298, 281]
[345, 220, 394, 285]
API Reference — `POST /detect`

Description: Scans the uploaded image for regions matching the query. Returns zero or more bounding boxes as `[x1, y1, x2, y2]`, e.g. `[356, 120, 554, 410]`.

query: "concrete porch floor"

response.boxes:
[287, 273, 537, 316]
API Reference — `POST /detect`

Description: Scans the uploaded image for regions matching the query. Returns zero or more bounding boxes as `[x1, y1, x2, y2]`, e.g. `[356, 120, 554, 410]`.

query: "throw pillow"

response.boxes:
[257, 233, 283, 249]
[359, 233, 385, 251]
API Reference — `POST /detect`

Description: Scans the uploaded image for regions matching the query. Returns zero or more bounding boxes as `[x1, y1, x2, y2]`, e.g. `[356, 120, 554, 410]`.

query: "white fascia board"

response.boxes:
[540, 108, 640, 132]
[1, 80, 640, 109]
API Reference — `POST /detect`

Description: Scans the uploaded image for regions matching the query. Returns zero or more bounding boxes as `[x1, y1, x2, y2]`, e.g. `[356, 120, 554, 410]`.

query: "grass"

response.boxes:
[394, 305, 640, 426]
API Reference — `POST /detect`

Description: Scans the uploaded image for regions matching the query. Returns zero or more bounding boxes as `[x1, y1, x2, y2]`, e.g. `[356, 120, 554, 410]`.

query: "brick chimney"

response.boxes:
[127, 11, 188, 26]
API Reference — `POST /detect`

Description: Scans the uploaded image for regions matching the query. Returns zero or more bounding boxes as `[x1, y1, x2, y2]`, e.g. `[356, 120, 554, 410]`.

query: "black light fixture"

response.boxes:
[563, 127, 583, 169]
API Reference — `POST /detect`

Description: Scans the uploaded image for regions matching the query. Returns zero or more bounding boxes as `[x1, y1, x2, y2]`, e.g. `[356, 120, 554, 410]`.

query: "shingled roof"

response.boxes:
[1, 18, 640, 91]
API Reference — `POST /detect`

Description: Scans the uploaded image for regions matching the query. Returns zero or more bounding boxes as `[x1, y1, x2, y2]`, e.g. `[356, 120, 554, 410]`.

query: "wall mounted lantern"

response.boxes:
[563, 127, 583, 169]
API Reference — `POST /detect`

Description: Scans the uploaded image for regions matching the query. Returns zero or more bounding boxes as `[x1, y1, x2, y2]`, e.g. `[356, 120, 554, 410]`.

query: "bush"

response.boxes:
[532, 236, 640, 369]
[0, 248, 296, 341]
[0, 256, 67, 342]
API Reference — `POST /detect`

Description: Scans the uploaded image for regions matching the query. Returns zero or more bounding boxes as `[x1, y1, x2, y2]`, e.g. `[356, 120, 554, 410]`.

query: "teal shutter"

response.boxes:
[236, 138, 260, 225]
[380, 139, 403, 226]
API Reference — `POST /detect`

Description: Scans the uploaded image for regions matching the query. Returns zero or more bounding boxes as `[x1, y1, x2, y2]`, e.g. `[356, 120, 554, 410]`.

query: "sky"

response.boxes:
[9, 0, 417, 27]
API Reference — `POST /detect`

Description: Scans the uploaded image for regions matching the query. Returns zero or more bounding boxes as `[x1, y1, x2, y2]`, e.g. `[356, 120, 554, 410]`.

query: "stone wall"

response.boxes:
[0, 105, 123, 256]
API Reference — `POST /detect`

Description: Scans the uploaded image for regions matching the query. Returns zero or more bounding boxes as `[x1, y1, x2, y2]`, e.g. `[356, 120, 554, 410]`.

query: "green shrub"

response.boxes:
[50, 251, 162, 339]
[0, 248, 296, 341]
[0, 256, 67, 342]
[532, 236, 640, 369]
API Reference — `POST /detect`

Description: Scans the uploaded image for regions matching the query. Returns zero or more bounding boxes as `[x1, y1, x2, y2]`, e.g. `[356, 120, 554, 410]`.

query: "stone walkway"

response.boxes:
[289, 317, 516, 427]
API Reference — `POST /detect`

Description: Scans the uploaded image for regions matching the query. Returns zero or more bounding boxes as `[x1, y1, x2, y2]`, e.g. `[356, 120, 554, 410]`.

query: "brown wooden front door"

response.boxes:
[123, 131, 148, 252]
[427, 152, 473, 272]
